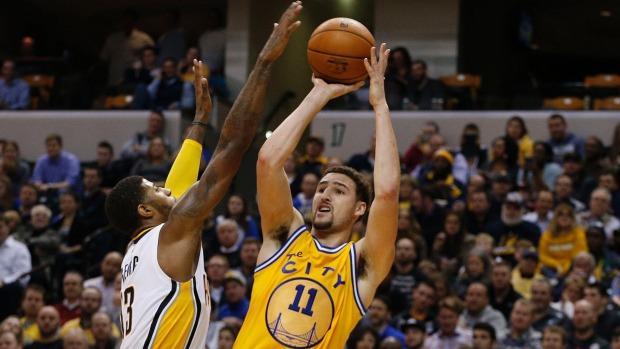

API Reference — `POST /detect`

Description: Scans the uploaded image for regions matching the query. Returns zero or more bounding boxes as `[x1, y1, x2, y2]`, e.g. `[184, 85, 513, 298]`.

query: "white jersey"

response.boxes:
[119, 224, 210, 349]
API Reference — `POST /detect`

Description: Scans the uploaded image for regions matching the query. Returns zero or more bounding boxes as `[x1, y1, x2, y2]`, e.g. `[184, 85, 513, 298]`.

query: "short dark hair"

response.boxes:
[473, 322, 496, 341]
[585, 281, 608, 297]
[105, 176, 146, 235]
[322, 165, 372, 208]
[548, 113, 566, 125]
[45, 133, 63, 146]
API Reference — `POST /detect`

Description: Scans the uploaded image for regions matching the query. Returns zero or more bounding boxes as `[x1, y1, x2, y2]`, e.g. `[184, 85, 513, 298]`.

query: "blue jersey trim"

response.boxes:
[312, 237, 348, 254]
[255, 225, 307, 273]
[350, 244, 366, 316]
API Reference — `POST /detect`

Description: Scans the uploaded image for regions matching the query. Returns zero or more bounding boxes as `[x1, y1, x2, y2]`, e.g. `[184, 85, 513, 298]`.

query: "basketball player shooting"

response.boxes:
[104, 3, 303, 348]
[234, 43, 398, 348]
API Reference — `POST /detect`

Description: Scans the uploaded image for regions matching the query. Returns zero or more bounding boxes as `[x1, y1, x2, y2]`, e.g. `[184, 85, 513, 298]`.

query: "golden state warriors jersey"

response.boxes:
[233, 225, 365, 349]
[119, 224, 210, 349]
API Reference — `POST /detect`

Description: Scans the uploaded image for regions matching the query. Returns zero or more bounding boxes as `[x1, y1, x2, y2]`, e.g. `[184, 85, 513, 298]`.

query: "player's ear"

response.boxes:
[137, 204, 154, 218]
[354, 201, 366, 218]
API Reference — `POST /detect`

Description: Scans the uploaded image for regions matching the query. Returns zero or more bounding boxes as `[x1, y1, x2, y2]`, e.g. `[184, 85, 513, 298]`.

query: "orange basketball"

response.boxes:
[307, 18, 375, 85]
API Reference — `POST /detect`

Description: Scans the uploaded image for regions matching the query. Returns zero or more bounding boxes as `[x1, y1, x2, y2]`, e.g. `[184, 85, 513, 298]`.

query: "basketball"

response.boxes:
[307, 17, 375, 85]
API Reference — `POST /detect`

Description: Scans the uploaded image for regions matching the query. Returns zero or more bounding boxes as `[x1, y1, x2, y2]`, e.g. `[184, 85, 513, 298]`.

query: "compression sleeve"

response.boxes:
[165, 139, 202, 198]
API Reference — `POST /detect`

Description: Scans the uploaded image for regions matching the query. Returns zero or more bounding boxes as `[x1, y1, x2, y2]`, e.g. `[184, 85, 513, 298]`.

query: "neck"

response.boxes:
[39, 332, 60, 343]
[372, 322, 388, 333]
[574, 327, 594, 340]
[394, 261, 414, 274]
[494, 285, 509, 299]
[80, 315, 92, 329]
[311, 228, 351, 246]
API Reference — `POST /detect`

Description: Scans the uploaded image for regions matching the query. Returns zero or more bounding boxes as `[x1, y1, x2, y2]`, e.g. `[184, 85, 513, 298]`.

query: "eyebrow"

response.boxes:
[319, 180, 350, 190]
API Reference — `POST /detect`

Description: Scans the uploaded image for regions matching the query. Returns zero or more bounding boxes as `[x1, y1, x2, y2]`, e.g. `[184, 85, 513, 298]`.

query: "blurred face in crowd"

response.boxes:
[0, 331, 20, 349]
[63, 330, 89, 349]
[572, 255, 594, 278]
[97, 146, 113, 167]
[469, 191, 489, 215]
[22, 289, 44, 318]
[491, 264, 512, 290]
[395, 238, 416, 265]
[80, 288, 102, 316]
[599, 174, 618, 191]
[444, 213, 460, 236]
[147, 112, 165, 136]
[148, 137, 167, 160]
[583, 287, 605, 313]
[91, 313, 113, 342]
[216, 221, 239, 249]
[572, 300, 596, 331]
[404, 327, 425, 349]
[562, 159, 582, 177]
[467, 255, 485, 278]
[142, 48, 157, 67]
[428, 135, 445, 154]
[519, 256, 538, 276]
[240, 242, 260, 268]
[368, 299, 390, 327]
[227, 195, 244, 217]
[305, 140, 323, 158]
[301, 173, 319, 198]
[1, 61, 15, 81]
[82, 168, 101, 191]
[59, 194, 78, 215]
[465, 283, 488, 314]
[554, 206, 574, 231]
[0, 317, 20, 337]
[501, 202, 523, 226]
[492, 138, 506, 159]
[45, 139, 62, 158]
[0, 220, 8, 245]
[161, 59, 178, 79]
[101, 253, 123, 282]
[506, 120, 524, 140]
[586, 228, 606, 253]
[438, 307, 459, 335]
[412, 283, 435, 312]
[491, 180, 511, 199]
[548, 117, 567, 142]
[468, 174, 486, 193]
[31, 207, 51, 230]
[411, 62, 426, 82]
[218, 328, 235, 349]
[510, 301, 534, 333]
[206, 256, 229, 284]
[63, 272, 83, 302]
[2, 143, 19, 162]
[531, 282, 552, 311]
[589, 189, 610, 217]
[398, 209, 413, 231]
[37, 306, 60, 338]
[473, 329, 495, 349]
[542, 330, 566, 349]
[535, 191, 554, 214]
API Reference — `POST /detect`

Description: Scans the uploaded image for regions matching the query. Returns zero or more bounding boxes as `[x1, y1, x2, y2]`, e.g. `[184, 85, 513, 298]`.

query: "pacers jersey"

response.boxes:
[119, 224, 210, 349]
[234, 225, 365, 349]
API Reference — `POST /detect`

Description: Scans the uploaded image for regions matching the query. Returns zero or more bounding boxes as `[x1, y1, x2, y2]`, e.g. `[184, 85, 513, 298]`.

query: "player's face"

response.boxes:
[312, 173, 363, 232]
[142, 179, 176, 218]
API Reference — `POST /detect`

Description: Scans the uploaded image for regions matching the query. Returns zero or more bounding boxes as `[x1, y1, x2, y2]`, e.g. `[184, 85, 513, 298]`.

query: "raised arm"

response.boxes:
[256, 78, 363, 245]
[355, 44, 400, 298]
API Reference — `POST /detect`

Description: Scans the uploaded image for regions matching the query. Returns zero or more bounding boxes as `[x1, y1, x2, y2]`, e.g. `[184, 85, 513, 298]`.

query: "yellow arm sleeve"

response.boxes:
[165, 139, 202, 198]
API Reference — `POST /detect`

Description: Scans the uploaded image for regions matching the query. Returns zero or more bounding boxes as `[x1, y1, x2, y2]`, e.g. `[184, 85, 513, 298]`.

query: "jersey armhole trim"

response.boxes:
[350, 243, 366, 316]
[255, 224, 307, 273]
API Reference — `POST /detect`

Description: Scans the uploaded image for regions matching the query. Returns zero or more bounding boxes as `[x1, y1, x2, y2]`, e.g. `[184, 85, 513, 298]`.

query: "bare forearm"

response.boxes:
[373, 102, 400, 196]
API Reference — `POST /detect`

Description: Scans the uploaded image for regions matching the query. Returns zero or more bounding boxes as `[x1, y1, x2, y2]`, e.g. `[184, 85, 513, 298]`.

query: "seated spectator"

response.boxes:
[51, 192, 88, 275]
[216, 325, 238, 349]
[53, 271, 83, 326]
[553, 174, 586, 213]
[119, 110, 172, 161]
[387, 236, 427, 309]
[568, 252, 597, 284]
[83, 252, 122, 313]
[31, 134, 82, 209]
[206, 255, 230, 319]
[346, 325, 379, 349]
[293, 172, 318, 223]
[26, 306, 62, 349]
[577, 187, 620, 240]
[538, 203, 587, 277]
[541, 325, 567, 349]
[1, 315, 23, 339]
[118, 46, 159, 90]
[368, 296, 406, 348]
[384, 46, 415, 110]
[453, 248, 492, 298]
[88, 142, 127, 193]
[396, 209, 427, 261]
[347, 135, 376, 175]
[432, 211, 474, 277]
[464, 190, 495, 235]
[2, 141, 31, 192]
[546, 114, 585, 164]
[402, 121, 440, 174]
[129, 136, 172, 186]
[412, 187, 446, 252]
[583, 282, 620, 342]
[505, 116, 534, 168]
[131, 57, 194, 110]
[298, 135, 327, 176]
[60, 288, 120, 345]
[0, 212, 31, 320]
[473, 322, 497, 349]
[423, 296, 472, 348]
[90, 312, 119, 349]
[0, 330, 23, 349]
[409, 59, 445, 111]
[61, 328, 89, 349]
[497, 299, 542, 349]
[483, 136, 519, 186]
[178, 47, 208, 82]
[598, 170, 620, 218]
[523, 190, 555, 233]
[393, 280, 438, 335]
[0, 59, 30, 110]
[489, 259, 522, 321]
[21, 285, 46, 345]
[234, 238, 260, 298]
[211, 219, 242, 268]
[418, 150, 465, 205]
[531, 278, 569, 332]
[215, 194, 259, 241]
[551, 274, 584, 319]
[488, 172, 513, 219]
[562, 153, 596, 204]
[586, 224, 620, 282]
[0, 176, 15, 213]
[218, 270, 249, 329]
[400, 318, 426, 349]
[567, 300, 610, 349]
[511, 247, 543, 299]
[459, 282, 507, 335]
[78, 167, 108, 234]
[518, 141, 562, 194]
[458, 123, 487, 177]
[284, 152, 303, 197]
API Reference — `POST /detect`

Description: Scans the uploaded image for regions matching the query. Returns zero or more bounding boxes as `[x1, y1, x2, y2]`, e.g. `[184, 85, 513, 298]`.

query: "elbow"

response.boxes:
[374, 181, 400, 201]
[257, 147, 280, 170]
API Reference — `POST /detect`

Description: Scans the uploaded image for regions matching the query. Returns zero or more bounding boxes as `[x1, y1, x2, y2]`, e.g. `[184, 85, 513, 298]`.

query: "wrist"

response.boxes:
[192, 121, 209, 128]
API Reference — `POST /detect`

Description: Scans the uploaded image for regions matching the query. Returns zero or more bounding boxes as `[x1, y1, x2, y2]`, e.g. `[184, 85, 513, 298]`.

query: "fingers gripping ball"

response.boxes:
[307, 17, 375, 84]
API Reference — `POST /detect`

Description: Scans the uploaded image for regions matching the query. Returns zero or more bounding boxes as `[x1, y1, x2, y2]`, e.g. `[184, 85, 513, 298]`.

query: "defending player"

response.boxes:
[234, 44, 398, 348]
[104, 3, 303, 348]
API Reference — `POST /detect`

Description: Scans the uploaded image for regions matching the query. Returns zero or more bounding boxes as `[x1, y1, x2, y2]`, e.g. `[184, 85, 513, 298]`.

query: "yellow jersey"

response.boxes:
[234, 226, 365, 349]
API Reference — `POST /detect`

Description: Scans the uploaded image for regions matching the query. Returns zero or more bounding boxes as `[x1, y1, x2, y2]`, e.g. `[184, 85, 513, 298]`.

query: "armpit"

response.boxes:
[268, 224, 289, 248]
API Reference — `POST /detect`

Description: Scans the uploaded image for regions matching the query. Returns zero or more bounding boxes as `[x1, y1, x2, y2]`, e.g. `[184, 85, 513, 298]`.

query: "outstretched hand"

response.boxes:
[311, 75, 365, 100]
[259, 1, 303, 63]
[364, 43, 390, 107]
[193, 59, 212, 124]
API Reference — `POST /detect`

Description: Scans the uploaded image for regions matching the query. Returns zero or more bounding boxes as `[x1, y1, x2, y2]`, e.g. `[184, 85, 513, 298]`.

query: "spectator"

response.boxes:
[423, 296, 472, 349]
[569, 252, 597, 284]
[585, 224, 620, 281]
[512, 248, 543, 299]
[0, 316, 22, 340]
[489, 259, 522, 321]
[402, 121, 440, 174]
[497, 299, 542, 349]
[583, 282, 620, 341]
[284, 152, 303, 197]
[418, 149, 465, 205]
[131, 58, 194, 110]
[298, 135, 327, 176]
[538, 203, 587, 277]
[412, 134, 469, 186]
[119, 110, 172, 161]
[383, 46, 414, 110]
[21, 285, 46, 345]
[464, 190, 495, 234]
[2, 141, 31, 192]
[26, 306, 62, 349]
[218, 270, 249, 329]
[178, 47, 206, 82]
[608, 122, 620, 168]
[400, 318, 426, 349]
[90, 141, 127, 193]
[473, 322, 497, 349]
[347, 135, 377, 175]
[483, 136, 519, 186]
[506, 115, 534, 168]
[61, 328, 88, 349]
[453, 248, 493, 298]
[118, 46, 159, 90]
[393, 280, 438, 335]
[553, 175, 586, 213]
[0, 213, 31, 320]
[562, 153, 597, 204]
[598, 170, 620, 217]
[234, 237, 260, 298]
[83, 252, 122, 313]
[409, 59, 445, 110]
[51, 192, 88, 277]
[523, 190, 555, 233]
[292, 172, 319, 223]
[198, 8, 226, 76]
[129, 136, 173, 186]
[485, 192, 541, 260]
[32, 134, 82, 198]
[412, 187, 446, 253]
[396, 209, 427, 260]
[0, 59, 30, 110]
[60, 288, 120, 345]
[53, 271, 83, 326]
[459, 282, 507, 335]
[546, 114, 585, 164]
[215, 194, 259, 241]
[368, 296, 406, 348]
[542, 325, 567, 349]
[206, 254, 230, 319]
[216, 325, 238, 349]
[155, 9, 186, 66]
[583, 137, 606, 179]
[488, 172, 513, 219]
[530, 278, 569, 332]
[551, 274, 584, 319]
[577, 187, 620, 240]
[100, 9, 155, 87]
[78, 167, 108, 234]
[388, 237, 427, 309]
[458, 123, 487, 176]
[0, 176, 15, 213]
[567, 300, 610, 349]
[89, 312, 118, 349]
[0, 330, 22, 349]
[347, 326, 379, 349]
[432, 211, 473, 277]
[212, 219, 241, 268]
[521, 141, 563, 195]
